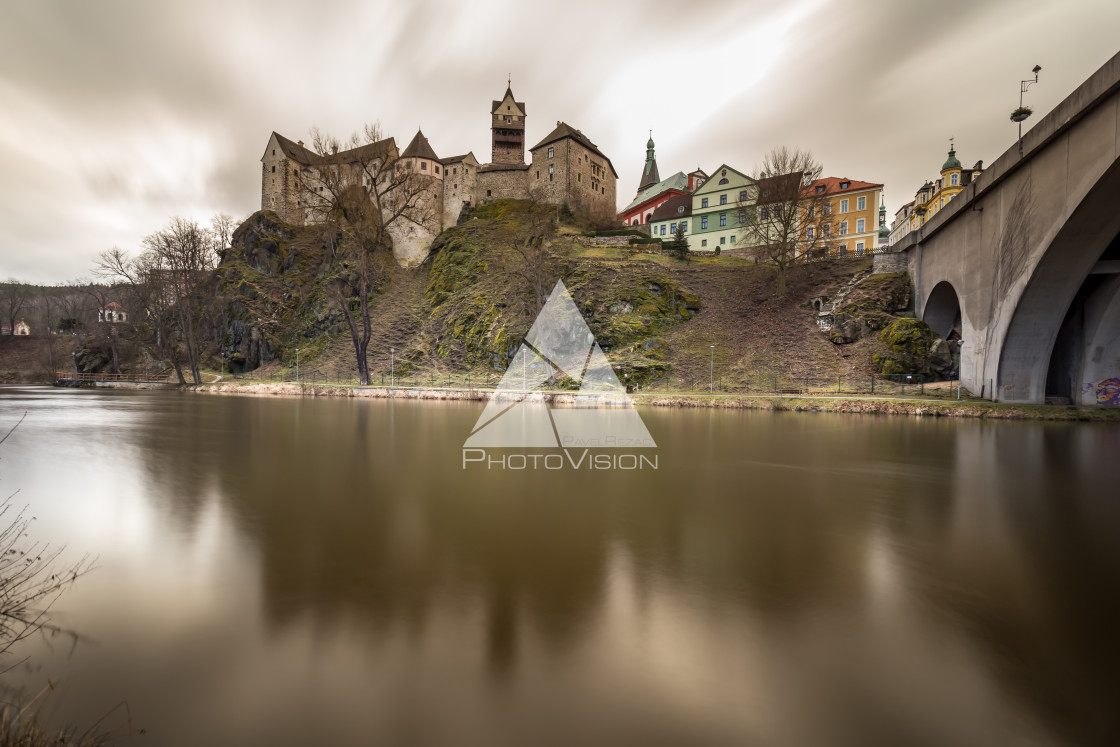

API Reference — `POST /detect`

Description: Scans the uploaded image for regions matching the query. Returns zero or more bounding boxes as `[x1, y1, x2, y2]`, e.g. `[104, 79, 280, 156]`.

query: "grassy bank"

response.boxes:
[181, 381, 1120, 422]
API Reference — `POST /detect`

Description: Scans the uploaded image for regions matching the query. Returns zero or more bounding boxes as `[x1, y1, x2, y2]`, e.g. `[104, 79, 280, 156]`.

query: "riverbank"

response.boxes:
[179, 381, 1120, 422]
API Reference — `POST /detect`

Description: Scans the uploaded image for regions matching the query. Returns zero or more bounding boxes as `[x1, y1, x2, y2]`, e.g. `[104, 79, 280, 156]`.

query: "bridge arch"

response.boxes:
[997, 158, 1120, 403]
[923, 281, 962, 340]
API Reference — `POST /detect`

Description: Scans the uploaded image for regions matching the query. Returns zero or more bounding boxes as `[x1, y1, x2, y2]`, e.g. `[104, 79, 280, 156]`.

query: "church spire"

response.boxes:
[638, 131, 660, 192]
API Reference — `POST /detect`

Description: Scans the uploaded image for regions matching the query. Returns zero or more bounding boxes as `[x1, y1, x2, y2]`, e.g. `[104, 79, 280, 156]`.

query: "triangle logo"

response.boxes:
[464, 280, 656, 449]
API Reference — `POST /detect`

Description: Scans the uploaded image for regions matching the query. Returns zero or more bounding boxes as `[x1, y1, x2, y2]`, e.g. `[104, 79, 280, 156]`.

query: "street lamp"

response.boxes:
[221, 352, 226, 378]
[390, 347, 395, 387]
[295, 348, 300, 384]
[956, 339, 965, 399]
[1012, 64, 1042, 152]
[709, 345, 715, 393]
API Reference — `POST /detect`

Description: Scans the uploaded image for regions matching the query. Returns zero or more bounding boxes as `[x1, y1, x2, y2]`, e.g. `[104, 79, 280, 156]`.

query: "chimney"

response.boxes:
[297, 140, 304, 147]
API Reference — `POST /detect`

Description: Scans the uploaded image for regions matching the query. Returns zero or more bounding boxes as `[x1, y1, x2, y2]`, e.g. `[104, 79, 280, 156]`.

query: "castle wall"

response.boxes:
[477, 168, 530, 203]
[442, 160, 478, 227]
[528, 139, 616, 217]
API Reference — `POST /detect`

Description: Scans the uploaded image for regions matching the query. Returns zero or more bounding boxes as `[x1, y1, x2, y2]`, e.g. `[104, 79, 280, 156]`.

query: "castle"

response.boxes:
[260, 83, 618, 266]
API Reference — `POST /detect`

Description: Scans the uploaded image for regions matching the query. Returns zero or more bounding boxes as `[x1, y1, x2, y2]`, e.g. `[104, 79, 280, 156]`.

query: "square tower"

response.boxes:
[491, 83, 525, 165]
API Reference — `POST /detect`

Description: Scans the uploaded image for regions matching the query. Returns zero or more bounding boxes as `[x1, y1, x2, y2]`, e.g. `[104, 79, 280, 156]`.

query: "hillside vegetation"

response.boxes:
[211, 200, 911, 390]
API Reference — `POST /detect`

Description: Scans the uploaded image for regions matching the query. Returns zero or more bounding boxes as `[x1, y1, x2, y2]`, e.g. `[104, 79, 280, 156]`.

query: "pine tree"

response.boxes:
[670, 224, 690, 262]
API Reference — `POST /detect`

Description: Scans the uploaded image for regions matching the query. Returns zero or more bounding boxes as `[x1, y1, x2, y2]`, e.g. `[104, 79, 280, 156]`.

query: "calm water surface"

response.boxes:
[1, 386, 1119, 746]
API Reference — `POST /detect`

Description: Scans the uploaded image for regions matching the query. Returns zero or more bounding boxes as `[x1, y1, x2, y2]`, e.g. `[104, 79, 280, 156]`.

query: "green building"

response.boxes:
[688, 165, 756, 252]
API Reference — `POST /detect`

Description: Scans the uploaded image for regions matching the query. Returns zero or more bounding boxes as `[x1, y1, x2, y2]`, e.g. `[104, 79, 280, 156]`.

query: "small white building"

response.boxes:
[98, 302, 128, 324]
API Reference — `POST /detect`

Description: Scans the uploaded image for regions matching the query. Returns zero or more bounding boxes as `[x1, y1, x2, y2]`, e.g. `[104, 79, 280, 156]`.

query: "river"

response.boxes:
[1, 386, 1118, 745]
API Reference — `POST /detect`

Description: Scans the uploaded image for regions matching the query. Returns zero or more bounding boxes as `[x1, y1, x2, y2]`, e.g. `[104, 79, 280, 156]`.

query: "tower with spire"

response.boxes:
[491, 79, 526, 164]
[638, 132, 660, 192]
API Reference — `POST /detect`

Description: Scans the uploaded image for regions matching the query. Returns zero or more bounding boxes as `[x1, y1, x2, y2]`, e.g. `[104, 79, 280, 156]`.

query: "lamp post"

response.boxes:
[709, 345, 715, 393]
[221, 352, 226, 379]
[390, 347, 395, 387]
[1013, 64, 1042, 152]
[956, 339, 965, 400]
[295, 348, 299, 384]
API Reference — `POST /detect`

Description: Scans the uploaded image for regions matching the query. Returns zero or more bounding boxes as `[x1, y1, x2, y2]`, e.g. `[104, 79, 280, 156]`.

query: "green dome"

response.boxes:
[647, 136, 655, 149]
[942, 148, 961, 171]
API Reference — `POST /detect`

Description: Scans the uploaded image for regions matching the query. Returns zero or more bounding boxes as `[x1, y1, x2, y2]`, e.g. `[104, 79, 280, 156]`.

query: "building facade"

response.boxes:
[804, 177, 884, 257]
[689, 165, 755, 252]
[890, 143, 984, 244]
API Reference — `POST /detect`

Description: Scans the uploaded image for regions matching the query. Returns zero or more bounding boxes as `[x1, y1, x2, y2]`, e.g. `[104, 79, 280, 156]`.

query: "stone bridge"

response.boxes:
[890, 51, 1120, 405]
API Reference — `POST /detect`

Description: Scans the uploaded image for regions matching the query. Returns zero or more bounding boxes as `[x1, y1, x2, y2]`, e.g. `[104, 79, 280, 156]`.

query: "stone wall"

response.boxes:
[872, 249, 909, 274]
[477, 166, 530, 203]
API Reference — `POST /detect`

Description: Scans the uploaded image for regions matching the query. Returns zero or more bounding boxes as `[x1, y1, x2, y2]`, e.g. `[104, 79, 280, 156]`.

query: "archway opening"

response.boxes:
[923, 281, 962, 341]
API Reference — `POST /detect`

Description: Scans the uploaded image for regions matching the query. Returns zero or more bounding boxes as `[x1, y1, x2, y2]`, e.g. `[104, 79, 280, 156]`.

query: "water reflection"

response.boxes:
[2, 387, 1119, 745]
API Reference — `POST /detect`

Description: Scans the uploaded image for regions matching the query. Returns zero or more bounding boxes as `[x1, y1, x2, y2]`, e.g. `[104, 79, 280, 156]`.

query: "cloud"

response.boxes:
[1, 0, 1118, 282]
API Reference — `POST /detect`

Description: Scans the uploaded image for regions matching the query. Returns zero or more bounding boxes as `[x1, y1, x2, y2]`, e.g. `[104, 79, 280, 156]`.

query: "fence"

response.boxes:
[56, 371, 171, 383]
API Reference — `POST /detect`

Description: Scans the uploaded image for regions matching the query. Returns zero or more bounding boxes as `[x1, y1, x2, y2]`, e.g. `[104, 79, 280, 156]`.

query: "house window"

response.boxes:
[271, 166, 276, 173]
[840, 181, 850, 189]
[681, 221, 687, 231]
[840, 221, 848, 235]
[856, 242, 865, 256]
[730, 235, 736, 243]
[950, 173, 959, 185]
[823, 224, 831, 237]
[816, 185, 824, 193]
[807, 227, 815, 239]
[857, 218, 865, 232]
[719, 214, 726, 226]
[548, 164, 554, 174]
[661, 225, 667, 235]
[840, 199, 848, 213]
[720, 237, 726, 244]
[839, 243, 847, 256]
[718, 178, 729, 185]
[823, 203, 832, 215]
[548, 147, 554, 158]
[701, 198, 709, 208]
[720, 194, 727, 205]
[421, 162, 427, 170]
[537, 170, 540, 179]
[272, 149, 276, 155]
[670, 222, 677, 233]
[454, 184, 458, 189]
[760, 207, 769, 220]
[701, 217, 709, 229]
[857, 196, 866, 210]
[738, 211, 745, 223]
[453, 168, 457, 175]
[739, 190, 747, 201]
[436, 166, 440, 174]
[578, 174, 581, 182]
[807, 206, 815, 218]
[487, 190, 492, 196]
[677, 206, 685, 214]
[701, 239, 707, 247]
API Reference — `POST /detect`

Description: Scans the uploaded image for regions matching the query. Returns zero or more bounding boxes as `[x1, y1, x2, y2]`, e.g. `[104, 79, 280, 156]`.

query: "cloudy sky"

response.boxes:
[1, 0, 1118, 283]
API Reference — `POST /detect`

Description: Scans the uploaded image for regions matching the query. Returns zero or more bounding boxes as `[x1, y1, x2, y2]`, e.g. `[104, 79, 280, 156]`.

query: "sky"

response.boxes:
[1, 0, 1118, 283]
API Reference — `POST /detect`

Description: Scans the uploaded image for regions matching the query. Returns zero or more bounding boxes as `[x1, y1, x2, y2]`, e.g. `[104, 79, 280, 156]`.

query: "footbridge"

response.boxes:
[890, 51, 1120, 405]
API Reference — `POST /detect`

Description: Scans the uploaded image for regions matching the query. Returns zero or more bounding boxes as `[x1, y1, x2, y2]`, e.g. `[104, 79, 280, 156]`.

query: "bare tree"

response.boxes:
[301, 124, 438, 385]
[210, 213, 238, 263]
[0, 280, 30, 348]
[736, 147, 831, 297]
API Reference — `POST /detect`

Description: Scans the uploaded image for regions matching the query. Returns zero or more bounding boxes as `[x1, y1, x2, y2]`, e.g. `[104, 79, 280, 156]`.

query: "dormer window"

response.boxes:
[840, 181, 850, 189]
[678, 206, 685, 214]
[815, 185, 824, 193]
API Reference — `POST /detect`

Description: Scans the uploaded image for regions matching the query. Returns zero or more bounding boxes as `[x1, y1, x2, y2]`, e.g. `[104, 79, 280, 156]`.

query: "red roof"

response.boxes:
[809, 177, 882, 196]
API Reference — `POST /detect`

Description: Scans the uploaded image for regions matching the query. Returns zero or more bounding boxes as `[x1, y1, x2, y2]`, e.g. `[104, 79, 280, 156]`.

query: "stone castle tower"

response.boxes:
[491, 82, 525, 164]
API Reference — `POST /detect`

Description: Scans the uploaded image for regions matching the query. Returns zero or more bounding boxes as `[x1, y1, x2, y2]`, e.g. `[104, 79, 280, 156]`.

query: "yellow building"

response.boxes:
[891, 142, 983, 243]
[803, 177, 884, 258]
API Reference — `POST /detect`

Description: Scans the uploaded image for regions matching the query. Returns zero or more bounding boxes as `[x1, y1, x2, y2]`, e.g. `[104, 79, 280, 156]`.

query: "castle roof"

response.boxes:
[491, 85, 525, 115]
[269, 131, 396, 167]
[622, 171, 689, 213]
[440, 152, 478, 166]
[530, 122, 618, 178]
[649, 192, 692, 222]
[271, 132, 318, 165]
[401, 129, 439, 161]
